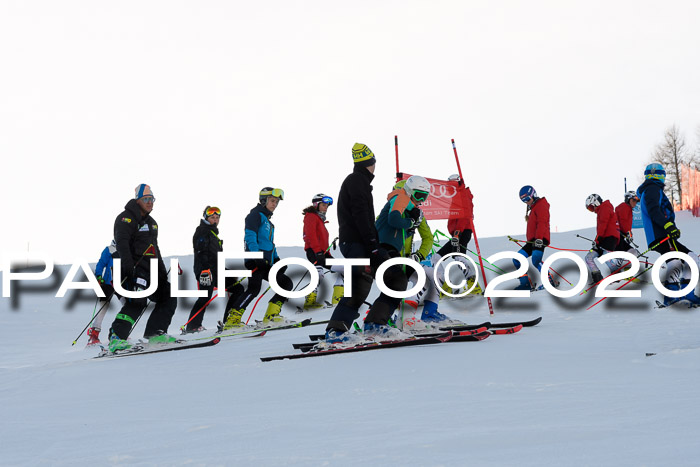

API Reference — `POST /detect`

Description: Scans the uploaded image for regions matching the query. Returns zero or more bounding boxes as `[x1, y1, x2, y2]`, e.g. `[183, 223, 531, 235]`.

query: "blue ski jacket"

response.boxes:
[244, 204, 279, 264]
[95, 245, 115, 285]
[637, 178, 674, 247]
[375, 190, 417, 254]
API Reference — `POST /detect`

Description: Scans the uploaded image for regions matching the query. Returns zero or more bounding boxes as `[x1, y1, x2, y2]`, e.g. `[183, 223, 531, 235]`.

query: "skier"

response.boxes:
[390, 179, 459, 327]
[615, 191, 642, 256]
[324, 143, 385, 344]
[638, 163, 700, 306]
[108, 184, 178, 352]
[432, 174, 481, 295]
[301, 193, 344, 309]
[185, 206, 244, 333]
[363, 175, 431, 339]
[584, 193, 620, 285]
[221, 187, 294, 329]
[86, 240, 120, 346]
[514, 185, 555, 290]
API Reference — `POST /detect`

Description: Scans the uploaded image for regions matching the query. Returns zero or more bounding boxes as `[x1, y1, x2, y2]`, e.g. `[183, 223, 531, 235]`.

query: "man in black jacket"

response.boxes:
[108, 184, 177, 352]
[325, 143, 389, 342]
[185, 206, 244, 333]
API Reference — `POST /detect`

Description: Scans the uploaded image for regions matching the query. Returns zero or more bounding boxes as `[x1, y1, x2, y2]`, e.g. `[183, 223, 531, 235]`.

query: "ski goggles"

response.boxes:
[140, 196, 156, 203]
[412, 190, 430, 203]
[318, 196, 333, 206]
[205, 206, 221, 217]
[261, 188, 285, 200]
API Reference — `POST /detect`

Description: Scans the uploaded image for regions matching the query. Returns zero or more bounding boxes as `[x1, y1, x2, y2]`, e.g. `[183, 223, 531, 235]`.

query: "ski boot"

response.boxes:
[86, 327, 101, 346]
[303, 290, 323, 309]
[514, 274, 532, 291]
[184, 325, 206, 334]
[466, 276, 483, 295]
[262, 300, 285, 324]
[666, 281, 700, 307]
[331, 285, 344, 305]
[439, 282, 453, 298]
[420, 301, 451, 323]
[363, 322, 412, 341]
[146, 330, 178, 344]
[589, 271, 603, 286]
[548, 272, 560, 288]
[222, 308, 245, 330]
[108, 333, 131, 353]
[322, 328, 364, 348]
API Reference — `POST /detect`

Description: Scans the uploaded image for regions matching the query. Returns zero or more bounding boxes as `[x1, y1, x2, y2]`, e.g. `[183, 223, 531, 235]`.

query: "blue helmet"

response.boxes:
[644, 163, 666, 182]
[519, 185, 537, 203]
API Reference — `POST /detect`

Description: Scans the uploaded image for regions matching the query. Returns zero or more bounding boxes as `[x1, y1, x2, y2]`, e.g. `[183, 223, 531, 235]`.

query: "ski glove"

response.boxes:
[534, 238, 544, 249]
[664, 222, 680, 240]
[410, 252, 424, 263]
[450, 232, 460, 248]
[96, 275, 105, 284]
[314, 251, 326, 267]
[199, 269, 212, 287]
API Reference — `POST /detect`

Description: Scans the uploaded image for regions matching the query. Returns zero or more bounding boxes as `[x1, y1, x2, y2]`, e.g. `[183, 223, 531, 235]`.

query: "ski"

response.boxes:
[294, 326, 489, 352]
[262, 334, 455, 362]
[96, 338, 220, 359]
[441, 316, 541, 331]
[192, 318, 327, 341]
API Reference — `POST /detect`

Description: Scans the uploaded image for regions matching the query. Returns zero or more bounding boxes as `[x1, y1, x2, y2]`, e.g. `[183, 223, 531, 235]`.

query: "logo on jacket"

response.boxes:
[121, 217, 132, 223]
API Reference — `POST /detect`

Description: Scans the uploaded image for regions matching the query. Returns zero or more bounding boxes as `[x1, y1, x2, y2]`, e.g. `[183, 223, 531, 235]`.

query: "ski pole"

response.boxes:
[580, 236, 670, 295]
[508, 235, 589, 253]
[586, 262, 655, 310]
[181, 271, 253, 331]
[508, 236, 572, 286]
[70, 243, 156, 345]
[179, 289, 219, 333]
[452, 138, 493, 315]
[71, 294, 113, 345]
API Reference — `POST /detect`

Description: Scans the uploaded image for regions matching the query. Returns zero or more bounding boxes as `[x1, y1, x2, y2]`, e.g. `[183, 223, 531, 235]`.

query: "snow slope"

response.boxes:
[2, 215, 700, 466]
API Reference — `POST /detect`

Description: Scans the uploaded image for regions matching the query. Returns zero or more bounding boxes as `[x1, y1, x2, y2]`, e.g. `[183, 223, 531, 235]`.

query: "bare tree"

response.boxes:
[651, 125, 688, 204]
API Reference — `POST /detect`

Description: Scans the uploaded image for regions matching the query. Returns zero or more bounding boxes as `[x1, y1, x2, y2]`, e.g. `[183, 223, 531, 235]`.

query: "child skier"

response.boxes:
[301, 193, 344, 309]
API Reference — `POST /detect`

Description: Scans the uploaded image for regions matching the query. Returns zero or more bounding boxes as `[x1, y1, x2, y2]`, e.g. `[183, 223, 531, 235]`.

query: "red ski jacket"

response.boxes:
[596, 200, 620, 241]
[303, 211, 329, 253]
[526, 197, 550, 242]
[615, 201, 633, 235]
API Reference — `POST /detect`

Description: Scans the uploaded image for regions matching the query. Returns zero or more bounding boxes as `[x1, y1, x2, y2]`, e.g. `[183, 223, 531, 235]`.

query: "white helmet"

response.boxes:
[404, 175, 431, 203]
[585, 193, 602, 211]
[448, 174, 460, 182]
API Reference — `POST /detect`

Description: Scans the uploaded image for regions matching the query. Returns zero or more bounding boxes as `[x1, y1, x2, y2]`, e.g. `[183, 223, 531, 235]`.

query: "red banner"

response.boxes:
[400, 173, 473, 222]
[680, 164, 700, 217]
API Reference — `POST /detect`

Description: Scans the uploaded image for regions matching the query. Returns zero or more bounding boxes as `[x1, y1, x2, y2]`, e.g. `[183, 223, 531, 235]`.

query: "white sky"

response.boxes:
[2, 0, 700, 265]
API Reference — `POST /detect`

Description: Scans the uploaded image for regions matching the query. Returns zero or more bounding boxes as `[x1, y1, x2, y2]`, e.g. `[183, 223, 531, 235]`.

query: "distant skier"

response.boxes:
[184, 206, 244, 333]
[86, 240, 120, 346]
[107, 184, 178, 352]
[301, 193, 344, 309]
[584, 193, 620, 285]
[638, 163, 700, 306]
[221, 187, 294, 329]
[514, 185, 555, 290]
[432, 174, 481, 295]
[325, 143, 385, 344]
[615, 191, 641, 256]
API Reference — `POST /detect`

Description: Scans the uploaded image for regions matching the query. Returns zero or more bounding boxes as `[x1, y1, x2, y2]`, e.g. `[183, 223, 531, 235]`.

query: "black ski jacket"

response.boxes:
[113, 199, 166, 282]
[337, 164, 379, 251]
[192, 220, 223, 279]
